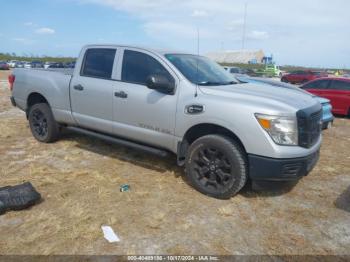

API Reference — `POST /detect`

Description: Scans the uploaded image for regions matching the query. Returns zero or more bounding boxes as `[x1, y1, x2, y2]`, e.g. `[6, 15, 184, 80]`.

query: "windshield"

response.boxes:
[165, 54, 237, 86]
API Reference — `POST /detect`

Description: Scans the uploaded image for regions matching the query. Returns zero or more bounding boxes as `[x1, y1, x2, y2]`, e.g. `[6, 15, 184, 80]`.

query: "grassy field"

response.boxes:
[0, 53, 76, 63]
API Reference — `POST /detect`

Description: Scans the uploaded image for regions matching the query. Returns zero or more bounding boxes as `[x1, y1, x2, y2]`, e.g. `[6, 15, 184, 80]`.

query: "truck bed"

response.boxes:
[24, 67, 74, 75]
[12, 68, 74, 124]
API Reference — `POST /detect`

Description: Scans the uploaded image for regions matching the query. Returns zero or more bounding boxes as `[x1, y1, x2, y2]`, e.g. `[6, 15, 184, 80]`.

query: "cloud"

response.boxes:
[24, 22, 35, 27]
[191, 10, 208, 17]
[80, 0, 350, 66]
[226, 19, 244, 31]
[247, 30, 269, 40]
[143, 21, 215, 40]
[12, 38, 35, 44]
[35, 27, 55, 35]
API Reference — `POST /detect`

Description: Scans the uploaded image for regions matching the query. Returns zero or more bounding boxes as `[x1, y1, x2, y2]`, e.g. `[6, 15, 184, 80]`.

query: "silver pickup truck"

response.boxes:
[9, 44, 322, 199]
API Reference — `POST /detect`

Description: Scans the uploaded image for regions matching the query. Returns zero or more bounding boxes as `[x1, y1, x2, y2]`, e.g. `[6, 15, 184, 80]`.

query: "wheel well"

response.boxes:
[26, 93, 48, 117]
[177, 123, 246, 166]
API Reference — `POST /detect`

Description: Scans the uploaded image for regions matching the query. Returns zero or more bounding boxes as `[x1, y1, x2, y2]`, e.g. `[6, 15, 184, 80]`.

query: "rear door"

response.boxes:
[112, 48, 179, 150]
[70, 48, 117, 134]
[326, 80, 350, 115]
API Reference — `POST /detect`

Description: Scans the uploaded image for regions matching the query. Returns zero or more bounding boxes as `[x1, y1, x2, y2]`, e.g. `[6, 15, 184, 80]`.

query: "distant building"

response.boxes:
[206, 49, 265, 64]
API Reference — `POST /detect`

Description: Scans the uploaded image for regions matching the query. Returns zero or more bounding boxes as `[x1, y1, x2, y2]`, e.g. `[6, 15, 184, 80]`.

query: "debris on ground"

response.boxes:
[120, 184, 130, 192]
[101, 225, 120, 243]
[0, 182, 41, 215]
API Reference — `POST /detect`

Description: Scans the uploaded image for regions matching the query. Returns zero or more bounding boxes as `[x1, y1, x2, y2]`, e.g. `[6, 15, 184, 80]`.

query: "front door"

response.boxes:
[112, 48, 178, 150]
[303, 79, 331, 98]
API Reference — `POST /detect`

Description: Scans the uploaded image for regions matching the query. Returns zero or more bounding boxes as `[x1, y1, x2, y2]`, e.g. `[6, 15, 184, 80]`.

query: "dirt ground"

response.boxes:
[0, 70, 349, 255]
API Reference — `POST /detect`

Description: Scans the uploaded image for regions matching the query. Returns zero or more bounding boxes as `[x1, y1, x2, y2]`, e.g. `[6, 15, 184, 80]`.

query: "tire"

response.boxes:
[28, 103, 60, 143]
[281, 77, 288, 83]
[301, 79, 308, 84]
[185, 135, 247, 199]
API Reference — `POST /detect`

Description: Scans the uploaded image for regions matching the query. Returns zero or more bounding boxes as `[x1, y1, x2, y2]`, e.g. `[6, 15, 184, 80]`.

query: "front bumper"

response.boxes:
[322, 117, 334, 129]
[248, 150, 320, 181]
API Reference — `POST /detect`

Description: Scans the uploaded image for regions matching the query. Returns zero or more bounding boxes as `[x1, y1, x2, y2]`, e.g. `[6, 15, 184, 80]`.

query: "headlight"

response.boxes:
[255, 113, 298, 146]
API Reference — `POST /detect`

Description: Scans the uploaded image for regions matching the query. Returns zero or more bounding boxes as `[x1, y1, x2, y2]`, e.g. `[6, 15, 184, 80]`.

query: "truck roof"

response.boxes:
[83, 44, 193, 56]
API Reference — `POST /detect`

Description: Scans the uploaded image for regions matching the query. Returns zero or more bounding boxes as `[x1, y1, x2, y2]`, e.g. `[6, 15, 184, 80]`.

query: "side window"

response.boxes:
[121, 50, 174, 85]
[329, 80, 350, 91]
[81, 48, 116, 79]
[302, 82, 316, 89]
[303, 80, 330, 90]
[230, 68, 239, 74]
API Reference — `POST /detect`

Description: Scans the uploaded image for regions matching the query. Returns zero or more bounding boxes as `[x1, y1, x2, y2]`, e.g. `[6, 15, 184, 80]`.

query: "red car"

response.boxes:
[0, 62, 10, 70]
[281, 70, 327, 84]
[301, 77, 350, 116]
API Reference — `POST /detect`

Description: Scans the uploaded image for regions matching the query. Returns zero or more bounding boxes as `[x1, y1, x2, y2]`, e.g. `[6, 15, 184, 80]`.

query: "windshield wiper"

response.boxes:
[222, 81, 237, 85]
[198, 81, 222, 86]
[198, 81, 237, 86]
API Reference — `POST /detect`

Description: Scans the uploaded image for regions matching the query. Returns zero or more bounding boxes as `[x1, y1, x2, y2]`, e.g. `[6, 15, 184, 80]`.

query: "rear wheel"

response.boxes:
[28, 103, 60, 143]
[185, 135, 247, 199]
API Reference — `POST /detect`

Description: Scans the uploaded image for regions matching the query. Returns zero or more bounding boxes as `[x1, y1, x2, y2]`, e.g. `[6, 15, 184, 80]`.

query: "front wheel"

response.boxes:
[28, 103, 60, 143]
[185, 135, 248, 199]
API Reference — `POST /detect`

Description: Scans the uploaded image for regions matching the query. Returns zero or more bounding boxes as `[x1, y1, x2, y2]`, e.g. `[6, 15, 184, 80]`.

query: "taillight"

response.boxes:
[8, 74, 15, 91]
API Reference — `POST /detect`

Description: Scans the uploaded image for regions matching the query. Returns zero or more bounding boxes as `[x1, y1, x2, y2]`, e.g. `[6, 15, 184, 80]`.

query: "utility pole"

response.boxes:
[242, 3, 248, 50]
[197, 27, 200, 55]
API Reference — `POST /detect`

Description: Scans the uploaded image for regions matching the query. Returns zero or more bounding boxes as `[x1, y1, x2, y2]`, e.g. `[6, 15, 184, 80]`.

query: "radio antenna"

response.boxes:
[195, 27, 199, 97]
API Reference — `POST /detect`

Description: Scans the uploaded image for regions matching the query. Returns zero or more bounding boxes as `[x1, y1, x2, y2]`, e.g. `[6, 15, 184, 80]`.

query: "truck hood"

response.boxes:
[314, 96, 330, 104]
[199, 83, 318, 110]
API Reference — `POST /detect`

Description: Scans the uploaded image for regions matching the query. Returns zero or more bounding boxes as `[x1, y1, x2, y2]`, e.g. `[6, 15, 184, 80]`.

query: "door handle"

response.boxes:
[114, 91, 128, 99]
[73, 84, 84, 91]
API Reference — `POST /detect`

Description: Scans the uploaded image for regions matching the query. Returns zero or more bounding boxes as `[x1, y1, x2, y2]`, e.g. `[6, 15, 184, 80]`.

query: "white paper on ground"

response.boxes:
[101, 225, 120, 243]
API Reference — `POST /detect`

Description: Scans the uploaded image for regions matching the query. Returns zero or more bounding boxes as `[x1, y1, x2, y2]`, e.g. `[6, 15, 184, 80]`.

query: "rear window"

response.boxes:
[81, 48, 116, 79]
[230, 68, 240, 74]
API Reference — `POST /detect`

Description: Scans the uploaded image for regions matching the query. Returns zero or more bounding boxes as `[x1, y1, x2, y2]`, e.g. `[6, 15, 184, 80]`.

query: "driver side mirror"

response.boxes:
[146, 74, 175, 95]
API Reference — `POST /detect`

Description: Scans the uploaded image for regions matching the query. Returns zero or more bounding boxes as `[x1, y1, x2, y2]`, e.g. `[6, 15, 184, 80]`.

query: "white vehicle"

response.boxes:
[16, 62, 25, 68]
[8, 60, 19, 68]
[24, 62, 32, 69]
[44, 62, 53, 69]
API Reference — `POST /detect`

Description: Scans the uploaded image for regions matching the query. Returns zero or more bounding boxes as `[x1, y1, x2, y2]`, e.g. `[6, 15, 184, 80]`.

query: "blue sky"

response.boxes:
[1, 0, 349, 68]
